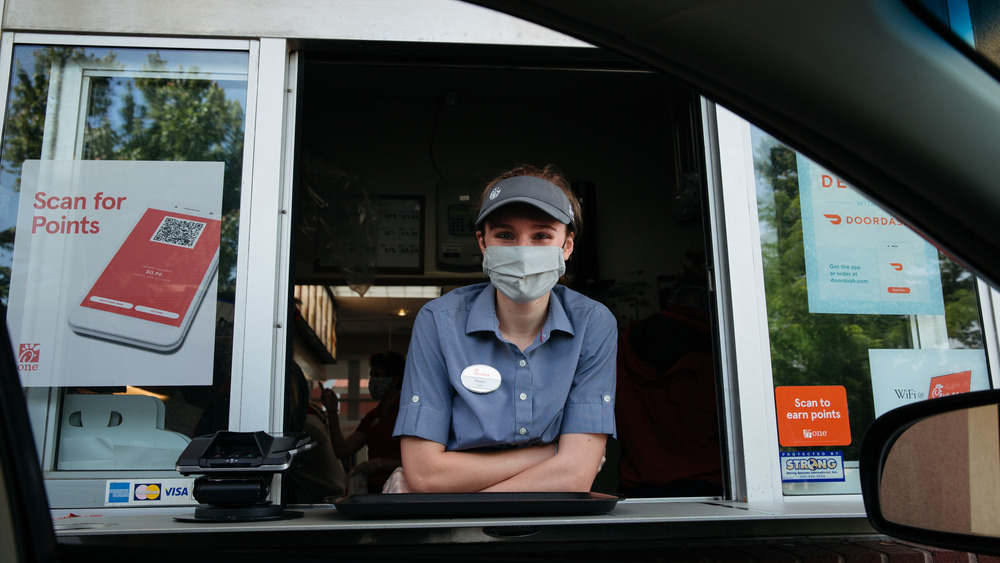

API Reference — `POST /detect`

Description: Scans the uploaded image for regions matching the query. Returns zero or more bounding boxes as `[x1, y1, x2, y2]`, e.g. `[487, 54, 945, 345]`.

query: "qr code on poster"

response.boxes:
[151, 216, 206, 248]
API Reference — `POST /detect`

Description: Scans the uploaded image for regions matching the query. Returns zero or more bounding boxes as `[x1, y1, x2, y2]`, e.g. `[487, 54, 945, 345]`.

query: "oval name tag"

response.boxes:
[460, 364, 502, 394]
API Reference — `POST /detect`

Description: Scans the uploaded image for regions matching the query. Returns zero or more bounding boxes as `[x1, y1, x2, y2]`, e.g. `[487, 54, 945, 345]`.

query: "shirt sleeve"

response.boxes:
[560, 305, 618, 438]
[392, 306, 454, 445]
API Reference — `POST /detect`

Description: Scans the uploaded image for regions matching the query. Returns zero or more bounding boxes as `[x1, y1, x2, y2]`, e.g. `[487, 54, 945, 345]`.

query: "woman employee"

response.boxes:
[387, 164, 617, 493]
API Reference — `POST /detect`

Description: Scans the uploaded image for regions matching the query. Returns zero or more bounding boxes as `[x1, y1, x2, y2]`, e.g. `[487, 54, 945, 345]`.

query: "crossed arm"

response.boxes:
[395, 432, 607, 493]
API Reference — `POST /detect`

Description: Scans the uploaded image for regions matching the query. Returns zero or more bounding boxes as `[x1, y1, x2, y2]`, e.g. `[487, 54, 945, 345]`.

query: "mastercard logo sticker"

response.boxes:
[134, 484, 161, 501]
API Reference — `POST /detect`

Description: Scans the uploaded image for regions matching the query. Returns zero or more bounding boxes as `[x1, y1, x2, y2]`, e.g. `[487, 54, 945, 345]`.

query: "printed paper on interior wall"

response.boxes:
[869, 348, 989, 418]
[796, 157, 944, 315]
[7, 160, 224, 387]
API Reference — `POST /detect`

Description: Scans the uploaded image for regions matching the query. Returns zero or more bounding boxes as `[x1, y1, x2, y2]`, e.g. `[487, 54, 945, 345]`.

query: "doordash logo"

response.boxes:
[17, 343, 40, 373]
[822, 213, 905, 227]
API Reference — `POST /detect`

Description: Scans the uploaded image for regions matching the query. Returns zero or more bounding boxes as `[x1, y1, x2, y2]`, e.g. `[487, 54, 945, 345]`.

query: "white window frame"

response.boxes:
[705, 102, 785, 505]
[0, 32, 296, 509]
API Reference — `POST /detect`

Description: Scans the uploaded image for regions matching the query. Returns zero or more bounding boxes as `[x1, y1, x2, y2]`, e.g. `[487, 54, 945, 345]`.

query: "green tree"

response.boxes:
[0, 227, 13, 302]
[2, 47, 119, 183]
[1, 48, 116, 305]
[82, 52, 245, 294]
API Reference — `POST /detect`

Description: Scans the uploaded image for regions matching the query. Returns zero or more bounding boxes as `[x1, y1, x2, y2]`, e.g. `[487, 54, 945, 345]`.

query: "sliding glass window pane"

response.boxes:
[0, 45, 247, 473]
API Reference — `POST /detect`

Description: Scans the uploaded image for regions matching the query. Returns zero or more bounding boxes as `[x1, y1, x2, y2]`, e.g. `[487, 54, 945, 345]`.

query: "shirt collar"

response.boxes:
[465, 283, 576, 338]
[466, 283, 499, 335]
[546, 286, 575, 337]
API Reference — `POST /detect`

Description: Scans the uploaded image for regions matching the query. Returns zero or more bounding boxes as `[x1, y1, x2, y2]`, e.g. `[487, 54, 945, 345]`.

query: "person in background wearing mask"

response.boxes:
[322, 350, 405, 493]
[616, 255, 723, 498]
[385, 164, 617, 493]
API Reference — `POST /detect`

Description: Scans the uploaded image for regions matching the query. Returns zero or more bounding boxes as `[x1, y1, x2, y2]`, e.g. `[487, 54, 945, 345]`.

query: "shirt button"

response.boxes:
[412, 395, 420, 403]
[603, 394, 612, 403]
[519, 392, 527, 401]
[518, 427, 527, 435]
[519, 359, 526, 367]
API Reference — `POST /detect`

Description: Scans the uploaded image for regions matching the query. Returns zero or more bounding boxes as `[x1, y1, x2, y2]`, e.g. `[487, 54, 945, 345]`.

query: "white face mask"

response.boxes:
[482, 246, 565, 303]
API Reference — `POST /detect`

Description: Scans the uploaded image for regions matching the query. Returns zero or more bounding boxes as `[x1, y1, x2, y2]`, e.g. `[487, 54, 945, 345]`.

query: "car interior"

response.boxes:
[4, 0, 1000, 561]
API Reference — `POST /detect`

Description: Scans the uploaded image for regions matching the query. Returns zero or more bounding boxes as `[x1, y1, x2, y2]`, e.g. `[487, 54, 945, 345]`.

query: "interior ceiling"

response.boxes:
[333, 285, 470, 336]
[334, 295, 428, 336]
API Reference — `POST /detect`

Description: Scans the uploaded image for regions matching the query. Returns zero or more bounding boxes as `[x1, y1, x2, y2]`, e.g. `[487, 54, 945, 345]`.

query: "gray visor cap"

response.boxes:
[475, 176, 576, 230]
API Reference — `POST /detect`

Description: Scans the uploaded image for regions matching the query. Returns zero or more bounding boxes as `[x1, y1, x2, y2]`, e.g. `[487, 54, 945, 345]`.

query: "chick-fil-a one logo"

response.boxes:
[18, 343, 39, 363]
[17, 343, 40, 372]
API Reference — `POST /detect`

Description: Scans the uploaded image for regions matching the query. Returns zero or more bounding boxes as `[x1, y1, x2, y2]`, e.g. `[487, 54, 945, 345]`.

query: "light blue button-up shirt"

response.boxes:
[393, 282, 617, 451]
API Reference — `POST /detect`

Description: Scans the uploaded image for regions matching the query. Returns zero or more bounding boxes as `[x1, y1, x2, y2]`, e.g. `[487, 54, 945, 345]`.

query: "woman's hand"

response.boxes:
[382, 467, 410, 493]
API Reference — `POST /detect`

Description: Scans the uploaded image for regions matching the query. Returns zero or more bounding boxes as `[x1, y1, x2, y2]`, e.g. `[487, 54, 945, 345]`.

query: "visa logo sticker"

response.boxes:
[164, 486, 190, 497]
[779, 451, 845, 483]
[104, 479, 196, 506]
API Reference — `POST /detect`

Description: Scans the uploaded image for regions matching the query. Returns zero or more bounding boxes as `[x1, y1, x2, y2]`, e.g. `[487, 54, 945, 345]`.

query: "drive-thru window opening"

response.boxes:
[290, 41, 725, 499]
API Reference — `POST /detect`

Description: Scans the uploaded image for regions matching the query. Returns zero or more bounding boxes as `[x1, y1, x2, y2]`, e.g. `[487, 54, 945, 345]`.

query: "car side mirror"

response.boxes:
[860, 389, 1000, 555]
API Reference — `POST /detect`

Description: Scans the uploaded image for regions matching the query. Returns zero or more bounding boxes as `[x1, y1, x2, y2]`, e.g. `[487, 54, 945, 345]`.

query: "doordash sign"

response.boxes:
[774, 385, 851, 447]
[796, 157, 944, 315]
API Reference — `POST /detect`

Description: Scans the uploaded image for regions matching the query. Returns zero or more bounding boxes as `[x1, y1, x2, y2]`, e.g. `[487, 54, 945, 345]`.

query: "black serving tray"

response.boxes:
[330, 491, 624, 518]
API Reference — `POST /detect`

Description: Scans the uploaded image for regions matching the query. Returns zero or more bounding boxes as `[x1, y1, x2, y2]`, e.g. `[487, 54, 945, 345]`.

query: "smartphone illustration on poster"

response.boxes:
[68, 200, 222, 352]
[876, 241, 918, 301]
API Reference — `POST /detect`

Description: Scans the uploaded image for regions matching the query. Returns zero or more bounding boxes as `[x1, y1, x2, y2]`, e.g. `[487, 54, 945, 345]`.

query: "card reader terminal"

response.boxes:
[176, 430, 313, 474]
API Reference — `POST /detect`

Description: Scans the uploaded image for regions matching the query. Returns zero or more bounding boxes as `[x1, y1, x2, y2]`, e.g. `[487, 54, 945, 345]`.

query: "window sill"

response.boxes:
[53, 498, 873, 550]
